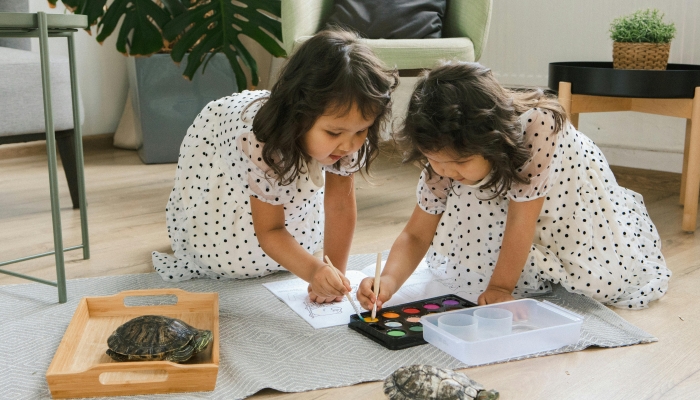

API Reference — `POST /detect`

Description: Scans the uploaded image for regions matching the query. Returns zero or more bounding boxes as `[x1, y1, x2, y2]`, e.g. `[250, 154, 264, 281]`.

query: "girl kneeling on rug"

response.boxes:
[358, 61, 670, 310]
[152, 29, 397, 303]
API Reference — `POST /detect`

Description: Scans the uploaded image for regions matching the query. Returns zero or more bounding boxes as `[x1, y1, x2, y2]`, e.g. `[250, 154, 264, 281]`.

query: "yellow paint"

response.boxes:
[364, 317, 379, 323]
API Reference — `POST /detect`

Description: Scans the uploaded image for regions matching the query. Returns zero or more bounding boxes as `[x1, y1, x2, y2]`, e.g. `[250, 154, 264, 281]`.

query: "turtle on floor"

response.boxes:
[384, 365, 499, 400]
[106, 315, 213, 363]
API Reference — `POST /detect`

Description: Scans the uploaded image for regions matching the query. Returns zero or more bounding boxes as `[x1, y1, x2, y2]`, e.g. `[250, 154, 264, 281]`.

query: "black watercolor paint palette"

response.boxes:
[348, 294, 476, 350]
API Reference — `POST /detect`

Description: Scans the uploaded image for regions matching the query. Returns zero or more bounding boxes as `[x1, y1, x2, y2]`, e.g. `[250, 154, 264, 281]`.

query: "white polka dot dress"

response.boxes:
[152, 90, 359, 281]
[418, 108, 671, 309]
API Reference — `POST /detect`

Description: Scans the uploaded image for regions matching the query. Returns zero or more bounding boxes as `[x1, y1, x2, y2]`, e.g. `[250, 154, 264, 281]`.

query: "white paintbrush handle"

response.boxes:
[372, 252, 381, 319]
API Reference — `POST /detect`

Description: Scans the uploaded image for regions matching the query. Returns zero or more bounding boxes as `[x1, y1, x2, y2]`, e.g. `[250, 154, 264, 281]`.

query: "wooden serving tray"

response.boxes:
[46, 289, 219, 398]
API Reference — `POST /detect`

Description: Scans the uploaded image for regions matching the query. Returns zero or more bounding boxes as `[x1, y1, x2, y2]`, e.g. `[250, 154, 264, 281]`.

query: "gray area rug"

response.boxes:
[0, 252, 656, 399]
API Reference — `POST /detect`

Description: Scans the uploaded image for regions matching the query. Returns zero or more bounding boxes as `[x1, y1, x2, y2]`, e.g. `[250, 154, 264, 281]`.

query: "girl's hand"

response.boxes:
[357, 276, 397, 311]
[307, 284, 343, 303]
[309, 264, 350, 301]
[477, 285, 515, 305]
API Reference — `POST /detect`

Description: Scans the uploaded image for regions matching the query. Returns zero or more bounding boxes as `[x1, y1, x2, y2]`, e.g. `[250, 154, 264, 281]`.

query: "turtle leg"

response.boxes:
[476, 390, 500, 400]
[168, 345, 196, 363]
[106, 349, 130, 362]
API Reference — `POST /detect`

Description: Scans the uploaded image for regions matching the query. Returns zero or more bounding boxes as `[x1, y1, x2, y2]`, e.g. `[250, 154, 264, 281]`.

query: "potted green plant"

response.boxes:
[49, 0, 287, 163]
[609, 8, 676, 70]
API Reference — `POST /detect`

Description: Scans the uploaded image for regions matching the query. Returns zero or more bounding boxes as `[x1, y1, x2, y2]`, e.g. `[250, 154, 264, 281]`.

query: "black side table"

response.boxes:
[549, 62, 700, 232]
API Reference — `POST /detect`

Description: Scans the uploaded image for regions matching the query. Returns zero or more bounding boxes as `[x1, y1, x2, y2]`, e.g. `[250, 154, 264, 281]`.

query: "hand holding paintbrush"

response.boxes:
[323, 255, 364, 318]
[357, 254, 397, 312]
[306, 256, 352, 304]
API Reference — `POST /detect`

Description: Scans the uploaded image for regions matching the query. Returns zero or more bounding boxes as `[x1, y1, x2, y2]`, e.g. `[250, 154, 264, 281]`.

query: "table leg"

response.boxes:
[38, 11, 67, 302]
[557, 81, 579, 129]
[680, 119, 692, 205]
[682, 87, 700, 232]
[68, 32, 90, 260]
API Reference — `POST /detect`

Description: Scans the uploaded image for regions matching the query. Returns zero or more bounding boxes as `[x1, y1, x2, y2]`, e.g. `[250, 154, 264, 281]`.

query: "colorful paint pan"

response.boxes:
[382, 312, 400, 319]
[348, 294, 476, 350]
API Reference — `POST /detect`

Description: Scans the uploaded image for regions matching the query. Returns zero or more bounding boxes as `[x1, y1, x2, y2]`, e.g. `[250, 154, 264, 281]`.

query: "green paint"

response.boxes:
[387, 330, 406, 337]
[409, 326, 423, 332]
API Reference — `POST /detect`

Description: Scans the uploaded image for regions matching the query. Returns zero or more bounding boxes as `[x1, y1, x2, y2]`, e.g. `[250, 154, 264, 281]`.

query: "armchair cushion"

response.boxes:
[0, 46, 78, 136]
[326, 0, 446, 39]
[294, 37, 474, 70]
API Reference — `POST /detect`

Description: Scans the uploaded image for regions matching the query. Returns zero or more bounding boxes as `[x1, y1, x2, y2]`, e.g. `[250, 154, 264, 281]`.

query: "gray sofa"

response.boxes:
[0, 0, 82, 208]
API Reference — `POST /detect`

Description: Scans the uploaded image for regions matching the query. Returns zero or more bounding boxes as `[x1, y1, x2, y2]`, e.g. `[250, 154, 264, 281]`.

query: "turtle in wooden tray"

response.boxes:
[106, 315, 213, 362]
[384, 365, 499, 400]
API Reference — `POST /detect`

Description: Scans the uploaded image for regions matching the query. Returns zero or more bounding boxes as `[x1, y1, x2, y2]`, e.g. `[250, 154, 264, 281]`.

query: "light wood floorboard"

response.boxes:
[1, 136, 698, 399]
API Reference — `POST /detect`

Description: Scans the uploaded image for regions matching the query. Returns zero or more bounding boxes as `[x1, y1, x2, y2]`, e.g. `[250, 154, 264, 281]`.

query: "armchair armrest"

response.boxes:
[281, 0, 334, 56]
[444, 0, 492, 61]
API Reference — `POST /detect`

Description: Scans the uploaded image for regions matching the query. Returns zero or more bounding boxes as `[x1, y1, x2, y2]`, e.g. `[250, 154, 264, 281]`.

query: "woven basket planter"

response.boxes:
[612, 42, 670, 70]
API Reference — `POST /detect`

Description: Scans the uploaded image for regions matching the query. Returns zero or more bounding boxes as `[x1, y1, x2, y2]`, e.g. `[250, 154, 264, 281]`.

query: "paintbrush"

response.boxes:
[371, 252, 382, 319]
[324, 255, 365, 321]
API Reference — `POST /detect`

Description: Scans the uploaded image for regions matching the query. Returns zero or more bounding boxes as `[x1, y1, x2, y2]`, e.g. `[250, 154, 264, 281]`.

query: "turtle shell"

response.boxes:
[106, 315, 208, 362]
[383, 365, 499, 400]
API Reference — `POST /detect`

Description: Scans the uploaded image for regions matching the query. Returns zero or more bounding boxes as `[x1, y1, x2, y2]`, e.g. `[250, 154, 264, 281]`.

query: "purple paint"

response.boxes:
[442, 299, 460, 306]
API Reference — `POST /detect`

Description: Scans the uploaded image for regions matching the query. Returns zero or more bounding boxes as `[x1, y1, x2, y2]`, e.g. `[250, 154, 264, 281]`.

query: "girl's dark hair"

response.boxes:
[252, 29, 398, 185]
[397, 61, 567, 198]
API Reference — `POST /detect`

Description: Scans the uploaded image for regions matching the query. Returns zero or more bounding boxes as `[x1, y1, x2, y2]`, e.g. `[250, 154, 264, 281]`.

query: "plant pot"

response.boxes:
[612, 42, 670, 70]
[126, 53, 238, 164]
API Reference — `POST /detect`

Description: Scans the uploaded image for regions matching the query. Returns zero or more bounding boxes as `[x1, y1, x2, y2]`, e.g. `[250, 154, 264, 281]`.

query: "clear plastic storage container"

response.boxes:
[421, 299, 582, 365]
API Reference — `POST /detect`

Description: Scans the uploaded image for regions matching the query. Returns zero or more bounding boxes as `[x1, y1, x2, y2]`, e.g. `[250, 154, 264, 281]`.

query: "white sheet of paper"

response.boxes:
[264, 260, 480, 329]
[263, 270, 368, 329]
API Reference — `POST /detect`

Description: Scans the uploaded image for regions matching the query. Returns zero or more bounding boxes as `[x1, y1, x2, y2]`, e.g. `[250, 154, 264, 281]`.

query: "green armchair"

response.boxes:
[278, 0, 492, 73]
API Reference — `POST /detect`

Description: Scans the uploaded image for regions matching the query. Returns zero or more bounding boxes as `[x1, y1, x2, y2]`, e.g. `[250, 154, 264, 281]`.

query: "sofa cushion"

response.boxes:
[0, 46, 77, 136]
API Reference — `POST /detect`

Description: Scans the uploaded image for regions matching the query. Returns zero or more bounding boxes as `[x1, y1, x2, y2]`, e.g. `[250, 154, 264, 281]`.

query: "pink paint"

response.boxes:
[423, 303, 440, 310]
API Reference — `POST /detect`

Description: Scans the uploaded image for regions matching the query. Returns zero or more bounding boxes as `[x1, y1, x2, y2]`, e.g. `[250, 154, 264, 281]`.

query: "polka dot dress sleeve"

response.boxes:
[416, 169, 450, 214]
[234, 131, 293, 205]
[325, 150, 362, 176]
[509, 108, 564, 202]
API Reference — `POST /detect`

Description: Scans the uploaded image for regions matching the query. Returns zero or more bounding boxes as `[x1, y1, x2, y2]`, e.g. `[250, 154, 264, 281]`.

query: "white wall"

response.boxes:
[478, 0, 699, 173]
[29, 1, 699, 173]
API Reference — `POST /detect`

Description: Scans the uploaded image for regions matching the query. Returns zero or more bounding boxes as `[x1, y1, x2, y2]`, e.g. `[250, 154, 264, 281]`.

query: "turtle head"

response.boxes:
[193, 329, 213, 353]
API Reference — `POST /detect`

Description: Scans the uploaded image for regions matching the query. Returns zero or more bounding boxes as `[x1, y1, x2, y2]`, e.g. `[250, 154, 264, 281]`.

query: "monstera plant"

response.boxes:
[48, 0, 286, 90]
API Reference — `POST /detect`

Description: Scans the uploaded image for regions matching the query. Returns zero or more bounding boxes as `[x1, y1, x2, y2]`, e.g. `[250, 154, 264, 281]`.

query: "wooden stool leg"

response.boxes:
[557, 81, 579, 129]
[682, 87, 700, 232]
[680, 119, 692, 205]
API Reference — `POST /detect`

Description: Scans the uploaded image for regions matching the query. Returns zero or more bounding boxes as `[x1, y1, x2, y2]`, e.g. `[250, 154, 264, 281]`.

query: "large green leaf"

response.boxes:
[95, 0, 172, 55]
[163, 0, 285, 86]
[48, 0, 106, 30]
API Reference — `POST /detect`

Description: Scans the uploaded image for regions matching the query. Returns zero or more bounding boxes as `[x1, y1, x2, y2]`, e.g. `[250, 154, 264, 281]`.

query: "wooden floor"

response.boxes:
[1, 136, 699, 399]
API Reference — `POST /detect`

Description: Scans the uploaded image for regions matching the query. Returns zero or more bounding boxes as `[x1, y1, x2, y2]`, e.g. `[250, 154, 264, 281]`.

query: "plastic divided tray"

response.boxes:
[421, 299, 583, 365]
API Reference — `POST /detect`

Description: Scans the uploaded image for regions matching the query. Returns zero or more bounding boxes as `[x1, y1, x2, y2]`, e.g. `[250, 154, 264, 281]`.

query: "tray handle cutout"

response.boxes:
[108, 289, 190, 307]
[99, 369, 168, 385]
[539, 301, 583, 321]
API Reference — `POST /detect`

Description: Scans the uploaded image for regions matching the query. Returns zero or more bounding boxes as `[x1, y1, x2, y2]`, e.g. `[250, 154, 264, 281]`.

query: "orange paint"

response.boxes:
[382, 312, 400, 319]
